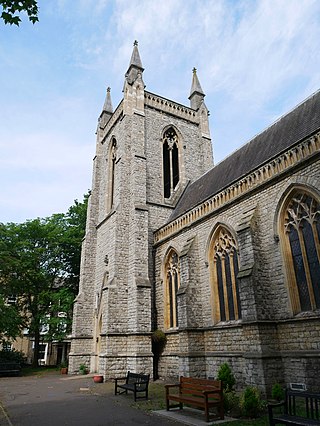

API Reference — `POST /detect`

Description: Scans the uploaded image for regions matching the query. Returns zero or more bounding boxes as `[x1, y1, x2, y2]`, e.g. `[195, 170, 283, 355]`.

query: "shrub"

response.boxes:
[151, 329, 167, 355]
[223, 390, 241, 417]
[240, 386, 262, 418]
[79, 363, 88, 374]
[0, 349, 26, 365]
[217, 362, 235, 391]
[272, 383, 285, 401]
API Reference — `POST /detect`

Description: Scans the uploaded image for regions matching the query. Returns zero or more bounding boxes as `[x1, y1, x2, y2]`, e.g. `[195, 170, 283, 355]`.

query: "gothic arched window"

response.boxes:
[107, 138, 117, 211]
[164, 250, 180, 329]
[209, 226, 241, 323]
[163, 128, 179, 198]
[280, 190, 320, 313]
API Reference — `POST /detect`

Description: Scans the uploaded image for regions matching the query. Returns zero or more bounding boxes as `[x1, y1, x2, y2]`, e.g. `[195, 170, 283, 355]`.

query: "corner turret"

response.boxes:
[123, 41, 145, 115]
[99, 87, 113, 129]
[125, 40, 144, 85]
[189, 68, 205, 110]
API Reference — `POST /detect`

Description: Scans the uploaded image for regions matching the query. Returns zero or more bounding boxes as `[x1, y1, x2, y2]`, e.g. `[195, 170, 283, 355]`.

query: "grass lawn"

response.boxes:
[21, 365, 60, 376]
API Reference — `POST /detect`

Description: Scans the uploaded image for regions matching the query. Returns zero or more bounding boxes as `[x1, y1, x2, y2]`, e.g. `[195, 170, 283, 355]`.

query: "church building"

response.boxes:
[69, 42, 320, 394]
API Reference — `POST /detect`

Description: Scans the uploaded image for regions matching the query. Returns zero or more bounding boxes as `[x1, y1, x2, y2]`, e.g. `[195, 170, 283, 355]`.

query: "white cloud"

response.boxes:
[0, 0, 319, 222]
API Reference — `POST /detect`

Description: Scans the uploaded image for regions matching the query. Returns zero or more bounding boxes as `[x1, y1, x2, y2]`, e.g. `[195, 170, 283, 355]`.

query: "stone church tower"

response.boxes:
[69, 42, 213, 376]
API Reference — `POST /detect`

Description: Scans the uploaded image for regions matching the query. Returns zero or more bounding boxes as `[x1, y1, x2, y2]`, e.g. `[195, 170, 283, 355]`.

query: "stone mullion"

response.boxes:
[212, 258, 220, 324]
[221, 255, 229, 321]
[172, 271, 177, 328]
[165, 272, 171, 329]
[311, 222, 320, 264]
[297, 227, 316, 309]
[230, 252, 239, 320]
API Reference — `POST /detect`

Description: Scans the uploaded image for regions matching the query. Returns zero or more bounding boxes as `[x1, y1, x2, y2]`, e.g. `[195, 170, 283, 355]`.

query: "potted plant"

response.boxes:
[60, 360, 68, 374]
[79, 363, 88, 375]
[93, 374, 104, 383]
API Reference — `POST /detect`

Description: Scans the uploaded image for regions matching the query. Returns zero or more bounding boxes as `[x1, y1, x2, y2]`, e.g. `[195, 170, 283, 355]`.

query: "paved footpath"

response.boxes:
[0, 373, 180, 426]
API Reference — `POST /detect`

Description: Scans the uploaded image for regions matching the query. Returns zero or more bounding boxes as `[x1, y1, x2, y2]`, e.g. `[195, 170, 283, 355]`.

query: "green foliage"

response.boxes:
[0, 296, 23, 343]
[0, 0, 39, 25]
[59, 360, 68, 368]
[271, 383, 285, 401]
[151, 329, 167, 355]
[79, 363, 88, 374]
[223, 390, 242, 417]
[241, 387, 264, 418]
[217, 362, 236, 391]
[0, 194, 88, 366]
[0, 348, 26, 364]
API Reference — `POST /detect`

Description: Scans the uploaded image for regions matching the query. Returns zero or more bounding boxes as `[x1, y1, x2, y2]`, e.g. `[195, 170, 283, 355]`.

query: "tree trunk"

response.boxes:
[32, 324, 40, 368]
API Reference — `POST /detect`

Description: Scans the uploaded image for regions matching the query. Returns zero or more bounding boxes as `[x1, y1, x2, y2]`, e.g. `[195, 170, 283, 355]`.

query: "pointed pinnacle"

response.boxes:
[103, 86, 113, 113]
[189, 67, 204, 97]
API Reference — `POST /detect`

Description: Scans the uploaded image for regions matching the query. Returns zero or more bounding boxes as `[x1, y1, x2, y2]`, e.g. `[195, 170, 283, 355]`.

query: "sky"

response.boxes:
[0, 0, 319, 224]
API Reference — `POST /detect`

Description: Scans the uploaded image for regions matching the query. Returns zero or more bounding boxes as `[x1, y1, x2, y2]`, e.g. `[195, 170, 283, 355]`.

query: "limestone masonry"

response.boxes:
[70, 42, 320, 395]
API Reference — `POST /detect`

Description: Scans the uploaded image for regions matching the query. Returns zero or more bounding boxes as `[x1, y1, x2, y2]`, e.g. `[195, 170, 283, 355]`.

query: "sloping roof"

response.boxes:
[170, 90, 320, 221]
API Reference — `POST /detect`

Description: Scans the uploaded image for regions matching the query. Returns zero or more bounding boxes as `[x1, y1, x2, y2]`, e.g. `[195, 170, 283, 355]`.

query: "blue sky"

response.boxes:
[0, 0, 319, 223]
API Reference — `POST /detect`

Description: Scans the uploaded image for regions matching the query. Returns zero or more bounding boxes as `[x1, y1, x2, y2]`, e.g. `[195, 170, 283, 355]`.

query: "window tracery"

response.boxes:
[282, 190, 320, 312]
[164, 250, 180, 328]
[210, 227, 241, 323]
[163, 128, 179, 198]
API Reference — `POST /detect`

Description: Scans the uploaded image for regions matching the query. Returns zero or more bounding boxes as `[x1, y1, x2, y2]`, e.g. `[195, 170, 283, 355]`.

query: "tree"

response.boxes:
[0, 296, 23, 344]
[0, 0, 39, 26]
[0, 194, 88, 366]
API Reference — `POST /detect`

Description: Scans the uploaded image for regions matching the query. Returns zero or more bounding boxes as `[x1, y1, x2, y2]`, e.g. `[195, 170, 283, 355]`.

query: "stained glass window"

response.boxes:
[283, 191, 320, 312]
[210, 227, 241, 322]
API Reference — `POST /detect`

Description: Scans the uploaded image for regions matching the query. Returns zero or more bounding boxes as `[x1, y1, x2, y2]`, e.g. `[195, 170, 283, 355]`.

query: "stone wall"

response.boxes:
[154, 156, 320, 394]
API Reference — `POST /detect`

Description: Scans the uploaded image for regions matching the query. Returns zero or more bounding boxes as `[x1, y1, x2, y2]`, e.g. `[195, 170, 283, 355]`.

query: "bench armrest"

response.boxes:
[268, 401, 285, 408]
[165, 383, 180, 397]
[165, 383, 180, 389]
[268, 400, 285, 419]
[203, 389, 222, 396]
[114, 376, 128, 385]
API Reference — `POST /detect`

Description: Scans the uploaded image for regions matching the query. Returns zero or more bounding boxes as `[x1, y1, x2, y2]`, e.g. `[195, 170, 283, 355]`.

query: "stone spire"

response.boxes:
[103, 87, 113, 113]
[189, 68, 205, 110]
[125, 40, 144, 85]
[99, 87, 113, 128]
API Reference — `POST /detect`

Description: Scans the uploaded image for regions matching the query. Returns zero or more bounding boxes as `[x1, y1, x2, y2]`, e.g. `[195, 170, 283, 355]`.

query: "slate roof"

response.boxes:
[170, 90, 320, 222]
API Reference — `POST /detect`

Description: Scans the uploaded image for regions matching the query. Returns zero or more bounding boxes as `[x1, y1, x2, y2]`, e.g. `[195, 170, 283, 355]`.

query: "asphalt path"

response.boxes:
[0, 373, 180, 426]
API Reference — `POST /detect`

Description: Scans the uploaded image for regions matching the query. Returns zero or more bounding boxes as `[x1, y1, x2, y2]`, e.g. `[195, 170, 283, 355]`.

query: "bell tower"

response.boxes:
[69, 42, 213, 378]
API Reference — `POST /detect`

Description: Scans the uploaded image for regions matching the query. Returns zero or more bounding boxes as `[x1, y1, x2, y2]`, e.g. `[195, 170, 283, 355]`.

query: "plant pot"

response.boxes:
[60, 367, 68, 374]
[93, 375, 104, 383]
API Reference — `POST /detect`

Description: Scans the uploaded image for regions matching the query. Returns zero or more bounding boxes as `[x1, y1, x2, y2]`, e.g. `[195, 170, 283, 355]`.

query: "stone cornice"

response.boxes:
[144, 91, 199, 123]
[154, 132, 320, 244]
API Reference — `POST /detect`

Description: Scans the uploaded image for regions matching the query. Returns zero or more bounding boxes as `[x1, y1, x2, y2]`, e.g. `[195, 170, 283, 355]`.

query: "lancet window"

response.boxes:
[164, 250, 180, 329]
[107, 138, 117, 211]
[281, 190, 320, 313]
[163, 128, 179, 199]
[210, 226, 241, 323]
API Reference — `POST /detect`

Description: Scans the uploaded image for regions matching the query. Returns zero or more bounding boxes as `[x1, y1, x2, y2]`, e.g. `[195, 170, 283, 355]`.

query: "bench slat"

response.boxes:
[165, 376, 224, 423]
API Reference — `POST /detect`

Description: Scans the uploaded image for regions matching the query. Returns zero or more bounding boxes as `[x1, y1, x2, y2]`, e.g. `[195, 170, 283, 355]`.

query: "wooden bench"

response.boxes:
[165, 376, 224, 423]
[0, 362, 21, 376]
[268, 389, 320, 425]
[114, 371, 150, 401]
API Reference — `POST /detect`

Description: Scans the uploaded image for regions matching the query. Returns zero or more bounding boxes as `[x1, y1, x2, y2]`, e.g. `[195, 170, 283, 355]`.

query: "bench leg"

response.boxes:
[204, 405, 209, 423]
